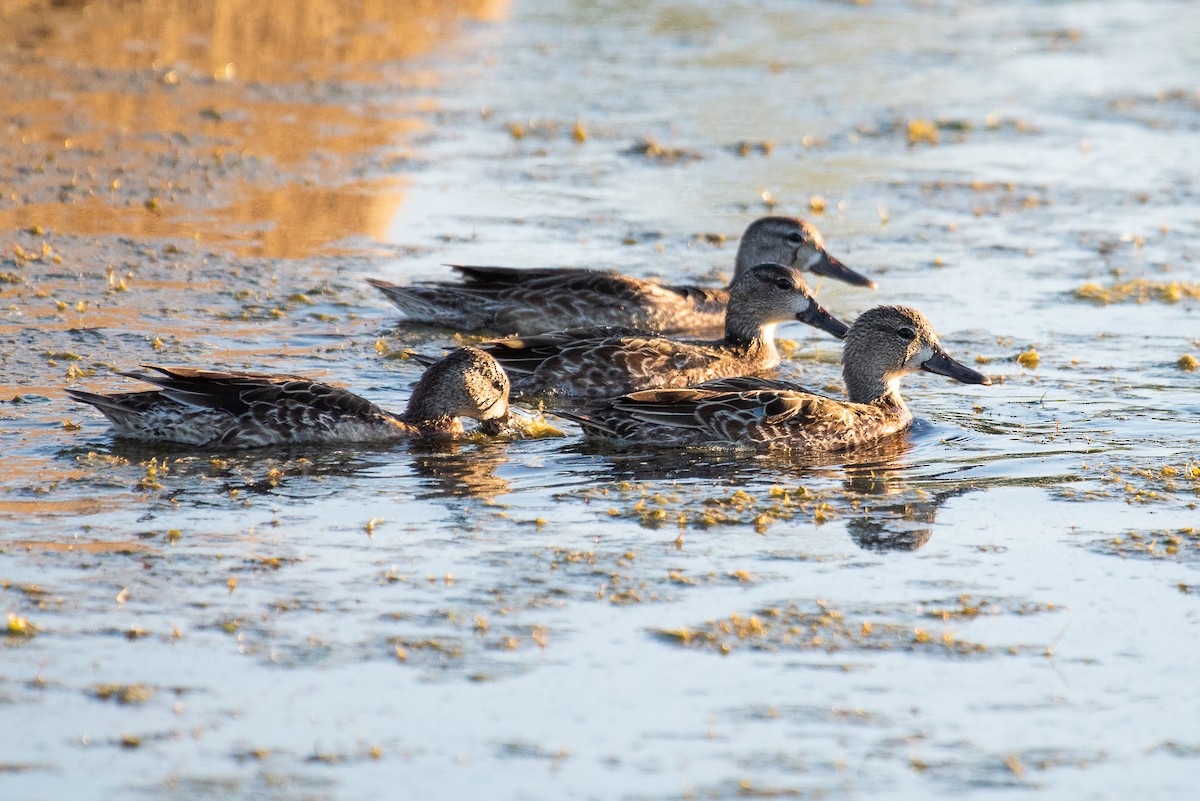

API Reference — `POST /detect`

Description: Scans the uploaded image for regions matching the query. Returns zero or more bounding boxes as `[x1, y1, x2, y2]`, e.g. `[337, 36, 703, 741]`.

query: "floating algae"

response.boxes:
[1074, 279, 1200, 305]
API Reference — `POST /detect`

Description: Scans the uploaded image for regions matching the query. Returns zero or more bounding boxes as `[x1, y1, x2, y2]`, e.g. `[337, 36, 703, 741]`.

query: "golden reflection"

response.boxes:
[411, 440, 511, 501]
[0, 498, 116, 517]
[200, 180, 409, 258]
[2, 538, 156, 553]
[0, 0, 509, 82]
[0, 0, 509, 256]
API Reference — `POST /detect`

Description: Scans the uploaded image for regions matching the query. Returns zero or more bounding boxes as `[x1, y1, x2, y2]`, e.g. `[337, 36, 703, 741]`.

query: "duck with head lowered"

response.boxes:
[367, 216, 874, 335]
[556, 306, 991, 450]
[65, 347, 511, 449]
[477, 261, 849, 399]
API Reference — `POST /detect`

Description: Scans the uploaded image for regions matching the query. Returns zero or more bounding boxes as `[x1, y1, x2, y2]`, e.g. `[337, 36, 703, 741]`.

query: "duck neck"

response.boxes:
[845, 371, 907, 411]
[397, 392, 463, 434]
[731, 236, 763, 284]
[723, 319, 779, 367]
[397, 408, 463, 435]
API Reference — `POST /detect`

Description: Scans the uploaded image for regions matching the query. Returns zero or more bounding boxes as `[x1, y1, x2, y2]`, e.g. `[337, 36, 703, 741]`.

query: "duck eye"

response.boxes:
[774, 277, 794, 290]
[897, 326, 916, 340]
[492, 379, 506, 391]
[785, 232, 805, 245]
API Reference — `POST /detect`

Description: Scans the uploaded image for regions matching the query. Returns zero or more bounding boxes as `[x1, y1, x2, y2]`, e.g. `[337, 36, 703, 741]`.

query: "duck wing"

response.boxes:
[374, 266, 726, 334]
[686, 376, 812, 393]
[122, 366, 392, 425]
[481, 327, 649, 376]
[484, 329, 731, 395]
[448, 264, 615, 287]
[453, 266, 727, 332]
[579, 386, 895, 449]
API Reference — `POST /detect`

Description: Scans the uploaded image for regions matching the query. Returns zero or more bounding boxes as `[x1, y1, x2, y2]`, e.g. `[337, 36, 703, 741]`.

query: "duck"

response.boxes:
[367, 216, 875, 335]
[477, 262, 849, 399]
[64, 347, 510, 449]
[555, 306, 991, 450]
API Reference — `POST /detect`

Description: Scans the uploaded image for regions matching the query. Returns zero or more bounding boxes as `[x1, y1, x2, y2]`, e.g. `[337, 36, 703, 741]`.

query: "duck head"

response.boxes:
[842, 305, 991, 404]
[726, 262, 850, 342]
[405, 346, 511, 430]
[734, 216, 876, 289]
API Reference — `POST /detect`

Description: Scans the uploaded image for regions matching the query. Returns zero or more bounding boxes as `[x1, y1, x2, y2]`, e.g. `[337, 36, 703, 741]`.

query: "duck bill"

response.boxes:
[811, 249, 877, 289]
[921, 347, 992, 385]
[479, 412, 510, 436]
[796, 299, 851, 340]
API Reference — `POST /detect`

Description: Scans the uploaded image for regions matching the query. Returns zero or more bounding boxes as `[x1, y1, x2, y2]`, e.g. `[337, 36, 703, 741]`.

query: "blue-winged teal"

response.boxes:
[557, 306, 990, 450]
[368, 216, 873, 334]
[65, 347, 510, 449]
[478, 262, 849, 399]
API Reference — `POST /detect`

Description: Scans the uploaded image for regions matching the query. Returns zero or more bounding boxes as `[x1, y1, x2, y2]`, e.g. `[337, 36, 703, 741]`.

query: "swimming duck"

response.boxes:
[65, 347, 510, 449]
[556, 306, 990, 450]
[367, 216, 874, 335]
[478, 262, 849, 399]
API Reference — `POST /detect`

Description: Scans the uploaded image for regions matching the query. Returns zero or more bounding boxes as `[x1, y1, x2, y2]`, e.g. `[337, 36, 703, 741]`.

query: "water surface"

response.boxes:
[1, 1, 1198, 799]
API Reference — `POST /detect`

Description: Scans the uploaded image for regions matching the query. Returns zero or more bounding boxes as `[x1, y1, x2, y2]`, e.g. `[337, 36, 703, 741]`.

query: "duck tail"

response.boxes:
[64, 388, 142, 429]
[408, 352, 442, 368]
[365, 278, 463, 322]
[551, 408, 617, 437]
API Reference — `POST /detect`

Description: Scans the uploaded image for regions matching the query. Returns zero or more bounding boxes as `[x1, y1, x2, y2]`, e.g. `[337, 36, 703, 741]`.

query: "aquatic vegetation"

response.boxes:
[1059, 460, 1200, 506]
[733, 140, 773, 157]
[508, 412, 565, 439]
[94, 683, 155, 704]
[374, 339, 415, 360]
[6, 613, 38, 638]
[653, 597, 1052, 657]
[1093, 528, 1200, 561]
[623, 137, 702, 164]
[921, 594, 1057, 620]
[907, 119, 939, 146]
[1074, 279, 1200, 305]
[571, 482, 844, 533]
[1178, 354, 1198, 371]
[1016, 349, 1040, 368]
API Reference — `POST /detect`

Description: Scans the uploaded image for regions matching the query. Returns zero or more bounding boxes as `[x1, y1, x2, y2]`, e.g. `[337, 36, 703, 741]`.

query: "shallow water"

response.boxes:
[1, 0, 1198, 799]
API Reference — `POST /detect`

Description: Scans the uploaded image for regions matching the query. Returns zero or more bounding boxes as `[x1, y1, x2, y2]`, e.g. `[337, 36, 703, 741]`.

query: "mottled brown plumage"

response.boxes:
[480, 263, 849, 398]
[367, 216, 873, 334]
[65, 347, 510, 449]
[557, 306, 991, 451]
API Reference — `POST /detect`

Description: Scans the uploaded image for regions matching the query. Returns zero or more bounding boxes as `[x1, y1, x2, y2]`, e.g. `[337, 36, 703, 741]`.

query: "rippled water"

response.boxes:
[2, 0, 1198, 799]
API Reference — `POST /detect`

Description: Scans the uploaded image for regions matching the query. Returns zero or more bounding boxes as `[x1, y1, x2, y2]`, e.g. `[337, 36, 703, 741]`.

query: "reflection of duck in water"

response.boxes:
[479, 263, 849, 399]
[842, 457, 975, 552]
[367, 216, 875, 335]
[66, 347, 509, 449]
[558, 424, 913, 486]
[553, 432, 946, 551]
[409, 439, 512, 501]
[559, 306, 990, 450]
[846, 500, 936, 552]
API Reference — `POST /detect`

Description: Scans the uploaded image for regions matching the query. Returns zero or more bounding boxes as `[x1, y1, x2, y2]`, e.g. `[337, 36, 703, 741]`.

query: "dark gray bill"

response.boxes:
[796, 299, 851, 340]
[811, 250, 877, 289]
[921, 346, 992, 385]
[479, 413, 511, 436]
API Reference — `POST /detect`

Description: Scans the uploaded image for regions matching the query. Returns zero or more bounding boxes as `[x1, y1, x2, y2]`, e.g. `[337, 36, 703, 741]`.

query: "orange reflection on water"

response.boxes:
[0, 0, 508, 257]
[191, 178, 410, 258]
[1, 0, 508, 84]
[3, 537, 157, 553]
